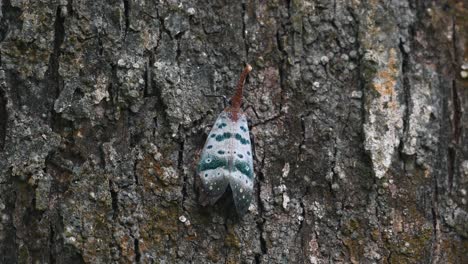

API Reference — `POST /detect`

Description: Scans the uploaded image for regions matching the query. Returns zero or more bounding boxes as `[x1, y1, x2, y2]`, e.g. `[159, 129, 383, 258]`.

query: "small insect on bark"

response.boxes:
[198, 64, 254, 216]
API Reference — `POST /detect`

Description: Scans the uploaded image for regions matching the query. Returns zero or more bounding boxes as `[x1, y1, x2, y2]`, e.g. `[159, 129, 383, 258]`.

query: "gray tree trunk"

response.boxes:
[0, 0, 466, 263]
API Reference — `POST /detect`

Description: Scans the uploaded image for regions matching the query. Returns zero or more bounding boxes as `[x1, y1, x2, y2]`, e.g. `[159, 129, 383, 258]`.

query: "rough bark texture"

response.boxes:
[0, 0, 467, 263]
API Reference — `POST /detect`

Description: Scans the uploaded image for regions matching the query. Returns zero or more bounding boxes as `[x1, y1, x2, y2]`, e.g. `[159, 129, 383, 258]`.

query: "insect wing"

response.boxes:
[198, 111, 254, 215]
[227, 113, 254, 215]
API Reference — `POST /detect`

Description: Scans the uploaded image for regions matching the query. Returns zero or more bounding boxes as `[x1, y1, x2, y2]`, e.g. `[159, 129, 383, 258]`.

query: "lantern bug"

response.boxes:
[198, 65, 254, 216]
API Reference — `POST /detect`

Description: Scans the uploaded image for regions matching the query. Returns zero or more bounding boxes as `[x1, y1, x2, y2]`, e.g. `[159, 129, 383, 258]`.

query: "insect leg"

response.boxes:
[201, 91, 228, 108]
[243, 104, 260, 119]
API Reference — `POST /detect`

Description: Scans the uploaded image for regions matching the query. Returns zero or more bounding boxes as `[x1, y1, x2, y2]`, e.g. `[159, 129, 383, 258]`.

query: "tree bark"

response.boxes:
[0, 0, 467, 263]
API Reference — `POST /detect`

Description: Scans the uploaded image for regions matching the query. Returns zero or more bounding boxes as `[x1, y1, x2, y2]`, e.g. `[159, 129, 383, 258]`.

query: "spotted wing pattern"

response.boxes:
[198, 111, 254, 215]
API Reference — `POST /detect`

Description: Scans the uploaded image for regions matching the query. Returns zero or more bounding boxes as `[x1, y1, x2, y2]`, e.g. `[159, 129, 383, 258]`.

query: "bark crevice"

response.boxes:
[0, 87, 6, 150]
[122, 0, 130, 38]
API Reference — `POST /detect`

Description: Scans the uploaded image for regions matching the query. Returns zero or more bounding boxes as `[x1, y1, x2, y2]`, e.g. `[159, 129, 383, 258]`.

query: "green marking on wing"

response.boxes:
[217, 123, 227, 129]
[234, 133, 249, 145]
[198, 154, 228, 172]
[215, 132, 232, 142]
[234, 160, 254, 179]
